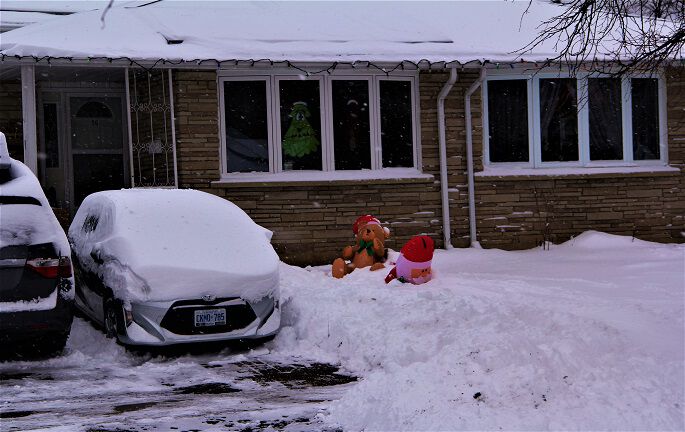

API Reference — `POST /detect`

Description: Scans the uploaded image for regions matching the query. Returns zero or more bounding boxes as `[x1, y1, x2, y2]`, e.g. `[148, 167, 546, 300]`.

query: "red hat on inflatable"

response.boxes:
[352, 214, 381, 234]
[400, 235, 434, 263]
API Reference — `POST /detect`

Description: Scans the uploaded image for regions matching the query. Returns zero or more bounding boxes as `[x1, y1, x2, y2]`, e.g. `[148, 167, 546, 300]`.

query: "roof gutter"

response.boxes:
[465, 67, 487, 247]
[437, 67, 457, 249]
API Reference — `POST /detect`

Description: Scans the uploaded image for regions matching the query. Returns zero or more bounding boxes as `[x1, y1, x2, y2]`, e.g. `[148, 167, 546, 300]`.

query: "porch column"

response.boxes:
[20, 65, 37, 173]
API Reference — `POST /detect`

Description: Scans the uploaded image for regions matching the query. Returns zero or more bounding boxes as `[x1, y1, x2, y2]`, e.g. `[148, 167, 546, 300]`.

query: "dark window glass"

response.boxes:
[589, 78, 623, 160]
[279, 80, 322, 171]
[631, 78, 660, 160]
[224, 81, 269, 173]
[42, 103, 59, 168]
[75, 101, 112, 118]
[380, 80, 413, 167]
[332, 80, 371, 170]
[540, 78, 579, 162]
[487, 80, 529, 163]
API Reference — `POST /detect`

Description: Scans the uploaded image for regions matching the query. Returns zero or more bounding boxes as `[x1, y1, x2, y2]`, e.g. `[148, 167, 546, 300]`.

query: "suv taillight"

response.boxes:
[25, 256, 72, 279]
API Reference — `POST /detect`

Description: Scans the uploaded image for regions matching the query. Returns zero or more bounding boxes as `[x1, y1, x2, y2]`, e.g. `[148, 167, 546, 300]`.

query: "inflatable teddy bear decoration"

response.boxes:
[332, 215, 390, 279]
[385, 235, 435, 285]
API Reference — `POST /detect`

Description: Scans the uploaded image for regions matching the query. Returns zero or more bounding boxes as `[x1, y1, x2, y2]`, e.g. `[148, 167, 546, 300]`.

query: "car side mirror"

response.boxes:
[90, 248, 104, 265]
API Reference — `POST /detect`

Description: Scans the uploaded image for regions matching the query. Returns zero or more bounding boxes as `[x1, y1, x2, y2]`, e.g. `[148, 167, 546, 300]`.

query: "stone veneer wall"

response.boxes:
[0, 79, 24, 161]
[173, 68, 684, 265]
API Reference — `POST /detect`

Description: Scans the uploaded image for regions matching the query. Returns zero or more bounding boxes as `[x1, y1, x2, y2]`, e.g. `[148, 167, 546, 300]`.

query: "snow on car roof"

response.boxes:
[0, 1, 576, 64]
[0, 137, 70, 254]
[69, 188, 279, 302]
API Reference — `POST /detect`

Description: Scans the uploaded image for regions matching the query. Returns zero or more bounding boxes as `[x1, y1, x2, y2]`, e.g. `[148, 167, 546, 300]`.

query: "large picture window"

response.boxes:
[219, 73, 418, 176]
[484, 74, 665, 168]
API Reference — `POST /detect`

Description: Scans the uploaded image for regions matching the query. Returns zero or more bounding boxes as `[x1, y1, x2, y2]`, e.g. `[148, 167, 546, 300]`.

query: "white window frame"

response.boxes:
[376, 75, 421, 170]
[482, 74, 535, 169]
[274, 75, 327, 172]
[218, 70, 420, 178]
[218, 75, 274, 174]
[327, 75, 377, 170]
[482, 71, 668, 169]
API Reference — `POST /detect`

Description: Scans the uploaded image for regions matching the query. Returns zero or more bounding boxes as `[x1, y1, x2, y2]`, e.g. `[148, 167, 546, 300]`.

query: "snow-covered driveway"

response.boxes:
[2, 231, 683, 431]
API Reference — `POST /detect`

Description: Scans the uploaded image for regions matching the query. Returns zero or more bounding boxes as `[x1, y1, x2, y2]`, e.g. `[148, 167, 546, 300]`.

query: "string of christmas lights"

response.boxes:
[0, 54, 528, 74]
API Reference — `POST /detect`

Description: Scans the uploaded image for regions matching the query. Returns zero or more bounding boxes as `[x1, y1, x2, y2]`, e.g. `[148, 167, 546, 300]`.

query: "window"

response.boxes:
[223, 79, 270, 173]
[486, 79, 529, 163]
[588, 78, 623, 161]
[42, 103, 60, 168]
[484, 74, 665, 167]
[539, 78, 578, 162]
[631, 78, 660, 160]
[380, 80, 416, 168]
[278, 79, 323, 171]
[219, 73, 418, 175]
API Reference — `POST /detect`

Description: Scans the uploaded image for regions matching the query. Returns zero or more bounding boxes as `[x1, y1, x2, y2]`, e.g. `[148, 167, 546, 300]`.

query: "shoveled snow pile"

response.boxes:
[69, 189, 279, 304]
[276, 231, 685, 430]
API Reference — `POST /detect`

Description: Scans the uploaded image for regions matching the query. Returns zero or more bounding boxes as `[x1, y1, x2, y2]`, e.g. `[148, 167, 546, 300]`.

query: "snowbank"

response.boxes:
[275, 232, 684, 430]
[69, 189, 279, 303]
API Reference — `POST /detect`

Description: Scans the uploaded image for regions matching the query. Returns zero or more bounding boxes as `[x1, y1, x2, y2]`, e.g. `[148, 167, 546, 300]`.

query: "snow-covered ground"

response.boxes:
[277, 231, 684, 431]
[2, 231, 683, 431]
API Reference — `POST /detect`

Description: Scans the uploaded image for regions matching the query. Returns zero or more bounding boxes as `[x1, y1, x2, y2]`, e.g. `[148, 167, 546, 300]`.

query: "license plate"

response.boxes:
[194, 308, 226, 327]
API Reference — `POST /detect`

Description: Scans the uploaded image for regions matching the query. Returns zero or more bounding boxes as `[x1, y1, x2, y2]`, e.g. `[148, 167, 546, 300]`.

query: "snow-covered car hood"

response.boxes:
[69, 189, 279, 303]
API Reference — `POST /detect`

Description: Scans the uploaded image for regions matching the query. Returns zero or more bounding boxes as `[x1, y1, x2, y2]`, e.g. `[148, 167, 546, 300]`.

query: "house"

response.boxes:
[1, 1, 682, 265]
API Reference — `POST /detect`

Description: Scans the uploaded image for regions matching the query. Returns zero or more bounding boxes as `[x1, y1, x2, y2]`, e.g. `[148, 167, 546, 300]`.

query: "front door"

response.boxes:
[68, 95, 127, 206]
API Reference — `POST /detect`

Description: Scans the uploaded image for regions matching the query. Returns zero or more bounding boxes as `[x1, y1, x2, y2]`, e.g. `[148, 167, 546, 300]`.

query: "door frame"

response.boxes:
[38, 87, 130, 212]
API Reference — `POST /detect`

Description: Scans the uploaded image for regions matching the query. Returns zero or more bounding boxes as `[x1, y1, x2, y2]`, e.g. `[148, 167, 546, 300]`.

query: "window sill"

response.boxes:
[212, 168, 434, 188]
[475, 165, 680, 181]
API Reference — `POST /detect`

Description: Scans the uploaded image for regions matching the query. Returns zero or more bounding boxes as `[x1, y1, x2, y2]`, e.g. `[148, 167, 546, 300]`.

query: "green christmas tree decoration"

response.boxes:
[282, 102, 320, 157]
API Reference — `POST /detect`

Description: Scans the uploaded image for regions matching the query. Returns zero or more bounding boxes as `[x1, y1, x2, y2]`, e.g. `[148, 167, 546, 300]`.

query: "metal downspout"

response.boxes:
[465, 67, 487, 247]
[437, 67, 458, 249]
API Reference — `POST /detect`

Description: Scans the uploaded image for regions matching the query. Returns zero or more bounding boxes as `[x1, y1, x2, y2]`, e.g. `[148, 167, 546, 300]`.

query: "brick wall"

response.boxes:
[174, 71, 221, 188]
[0, 79, 24, 161]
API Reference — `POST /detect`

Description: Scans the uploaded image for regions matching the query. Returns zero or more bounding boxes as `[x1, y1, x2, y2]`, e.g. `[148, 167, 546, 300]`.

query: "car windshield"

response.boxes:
[0, 203, 56, 248]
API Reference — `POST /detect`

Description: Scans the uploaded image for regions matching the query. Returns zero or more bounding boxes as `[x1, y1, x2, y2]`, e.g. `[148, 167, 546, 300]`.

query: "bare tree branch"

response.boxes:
[520, 0, 684, 76]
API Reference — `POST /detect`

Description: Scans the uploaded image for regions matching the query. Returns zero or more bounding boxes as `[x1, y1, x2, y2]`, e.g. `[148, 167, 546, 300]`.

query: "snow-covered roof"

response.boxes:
[0, 1, 570, 65]
[0, 1, 121, 33]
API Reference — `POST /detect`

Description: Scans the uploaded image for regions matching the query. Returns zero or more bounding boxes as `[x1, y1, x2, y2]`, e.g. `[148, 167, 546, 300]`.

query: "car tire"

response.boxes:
[103, 298, 121, 340]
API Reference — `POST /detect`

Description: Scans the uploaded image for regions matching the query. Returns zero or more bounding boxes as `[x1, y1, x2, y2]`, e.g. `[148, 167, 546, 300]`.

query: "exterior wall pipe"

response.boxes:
[465, 67, 487, 247]
[437, 67, 458, 249]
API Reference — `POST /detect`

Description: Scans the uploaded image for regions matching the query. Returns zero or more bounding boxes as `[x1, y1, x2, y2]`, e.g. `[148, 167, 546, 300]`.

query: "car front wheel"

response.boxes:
[103, 298, 121, 340]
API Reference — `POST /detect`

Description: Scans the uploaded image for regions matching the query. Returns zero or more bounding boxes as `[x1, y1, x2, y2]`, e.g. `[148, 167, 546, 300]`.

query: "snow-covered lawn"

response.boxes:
[277, 231, 684, 431]
[2, 231, 682, 431]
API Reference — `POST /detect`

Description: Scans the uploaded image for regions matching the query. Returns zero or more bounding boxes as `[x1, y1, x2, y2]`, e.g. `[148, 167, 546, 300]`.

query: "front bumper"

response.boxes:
[117, 296, 280, 346]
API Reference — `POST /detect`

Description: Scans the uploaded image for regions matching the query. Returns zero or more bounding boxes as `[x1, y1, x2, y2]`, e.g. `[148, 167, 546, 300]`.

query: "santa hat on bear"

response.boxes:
[352, 214, 390, 236]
